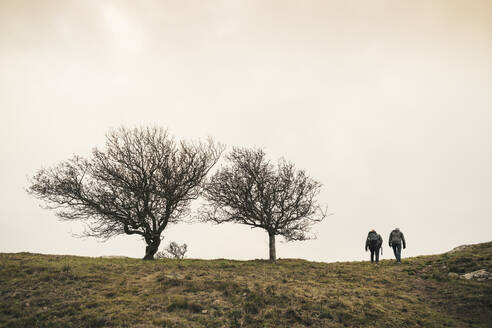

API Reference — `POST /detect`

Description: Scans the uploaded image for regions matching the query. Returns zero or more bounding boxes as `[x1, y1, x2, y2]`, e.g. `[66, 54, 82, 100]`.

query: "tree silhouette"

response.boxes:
[28, 127, 223, 260]
[202, 147, 326, 261]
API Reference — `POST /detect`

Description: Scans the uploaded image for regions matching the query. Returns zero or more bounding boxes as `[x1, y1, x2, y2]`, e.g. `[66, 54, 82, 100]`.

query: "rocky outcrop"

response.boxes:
[460, 269, 491, 281]
[447, 245, 472, 253]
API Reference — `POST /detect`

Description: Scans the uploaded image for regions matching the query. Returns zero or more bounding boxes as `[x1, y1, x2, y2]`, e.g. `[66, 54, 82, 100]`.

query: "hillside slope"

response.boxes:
[1, 242, 491, 328]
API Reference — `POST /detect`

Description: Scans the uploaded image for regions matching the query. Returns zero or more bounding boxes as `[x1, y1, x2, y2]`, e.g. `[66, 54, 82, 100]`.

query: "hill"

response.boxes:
[1, 242, 491, 328]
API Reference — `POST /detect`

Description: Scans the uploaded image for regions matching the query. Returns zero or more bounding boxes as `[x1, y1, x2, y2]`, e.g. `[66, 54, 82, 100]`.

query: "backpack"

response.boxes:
[390, 230, 402, 245]
[368, 233, 380, 248]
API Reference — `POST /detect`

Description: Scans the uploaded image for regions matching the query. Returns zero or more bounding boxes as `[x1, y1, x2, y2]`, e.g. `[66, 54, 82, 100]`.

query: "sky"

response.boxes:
[1, 0, 491, 262]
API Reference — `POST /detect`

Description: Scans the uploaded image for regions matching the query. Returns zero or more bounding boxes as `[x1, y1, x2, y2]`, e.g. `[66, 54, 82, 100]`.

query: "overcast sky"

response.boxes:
[1, 0, 491, 262]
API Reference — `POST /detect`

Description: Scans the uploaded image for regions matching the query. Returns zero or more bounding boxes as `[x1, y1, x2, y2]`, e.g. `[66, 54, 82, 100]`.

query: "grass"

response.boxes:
[0, 242, 491, 327]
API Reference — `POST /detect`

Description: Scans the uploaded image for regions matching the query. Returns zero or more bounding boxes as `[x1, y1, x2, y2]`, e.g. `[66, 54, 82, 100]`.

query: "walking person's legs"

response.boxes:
[396, 244, 402, 262]
[375, 247, 380, 263]
[370, 249, 375, 263]
[392, 244, 401, 262]
[392, 244, 402, 262]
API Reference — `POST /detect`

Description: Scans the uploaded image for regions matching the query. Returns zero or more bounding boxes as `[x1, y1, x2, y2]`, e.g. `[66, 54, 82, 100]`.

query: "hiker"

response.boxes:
[389, 228, 406, 263]
[365, 229, 383, 263]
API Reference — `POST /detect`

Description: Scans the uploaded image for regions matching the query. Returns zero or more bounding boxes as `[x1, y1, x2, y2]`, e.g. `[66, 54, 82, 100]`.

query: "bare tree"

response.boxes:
[28, 127, 223, 260]
[202, 147, 326, 261]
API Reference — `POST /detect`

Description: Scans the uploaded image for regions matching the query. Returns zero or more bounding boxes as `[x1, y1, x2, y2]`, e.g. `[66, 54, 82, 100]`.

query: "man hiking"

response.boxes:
[365, 229, 383, 263]
[389, 228, 406, 263]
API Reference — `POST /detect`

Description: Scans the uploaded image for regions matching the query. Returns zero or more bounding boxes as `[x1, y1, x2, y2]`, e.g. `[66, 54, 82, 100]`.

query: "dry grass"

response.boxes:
[0, 242, 491, 327]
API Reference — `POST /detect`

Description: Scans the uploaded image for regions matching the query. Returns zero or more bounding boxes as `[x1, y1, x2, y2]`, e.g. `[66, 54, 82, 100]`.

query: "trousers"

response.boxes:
[370, 247, 380, 263]
[392, 244, 402, 262]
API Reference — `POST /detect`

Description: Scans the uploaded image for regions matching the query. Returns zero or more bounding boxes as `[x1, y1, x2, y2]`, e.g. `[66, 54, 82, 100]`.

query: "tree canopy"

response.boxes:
[28, 127, 223, 259]
[202, 147, 326, 261]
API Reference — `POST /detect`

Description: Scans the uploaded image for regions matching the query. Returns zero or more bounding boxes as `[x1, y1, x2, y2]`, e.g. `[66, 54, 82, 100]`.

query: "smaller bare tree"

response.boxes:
[166, 242, 188, 259]
[202, 147, 327, 262]
[156, 242, 188, 259]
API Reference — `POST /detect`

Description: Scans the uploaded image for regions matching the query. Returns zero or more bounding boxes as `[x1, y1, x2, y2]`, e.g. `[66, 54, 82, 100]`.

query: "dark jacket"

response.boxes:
[389, 229, 406, 248]
[366, 231, 383, 250]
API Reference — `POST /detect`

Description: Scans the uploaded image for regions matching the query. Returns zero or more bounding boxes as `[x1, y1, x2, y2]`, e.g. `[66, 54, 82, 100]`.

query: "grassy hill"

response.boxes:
[1, 242, 491, 328]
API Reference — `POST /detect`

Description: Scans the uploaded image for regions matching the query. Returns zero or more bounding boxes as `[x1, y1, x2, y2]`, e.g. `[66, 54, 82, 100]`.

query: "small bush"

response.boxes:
[156, 242, 188, 259]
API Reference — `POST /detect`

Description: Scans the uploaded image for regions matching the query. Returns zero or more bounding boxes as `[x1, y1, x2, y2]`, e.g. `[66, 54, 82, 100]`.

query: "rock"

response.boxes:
[164, 273, 183, 280]
[448, 272, 459, 279]
[448, 245, 471, 253]
[201, 309, 208, 314]
[460, 269, 491, 281]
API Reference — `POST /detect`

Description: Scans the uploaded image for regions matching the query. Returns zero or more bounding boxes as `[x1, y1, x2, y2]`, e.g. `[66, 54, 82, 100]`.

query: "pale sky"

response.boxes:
[1, 0, 491, 262]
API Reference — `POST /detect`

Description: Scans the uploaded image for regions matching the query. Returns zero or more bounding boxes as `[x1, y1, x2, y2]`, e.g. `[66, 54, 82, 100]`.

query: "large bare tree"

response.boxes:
[28, 127, 223, 260]
[202, 147, 326, 261]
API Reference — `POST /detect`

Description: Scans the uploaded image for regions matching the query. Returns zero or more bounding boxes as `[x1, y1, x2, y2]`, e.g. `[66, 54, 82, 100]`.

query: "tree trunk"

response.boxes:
[268, 232, 276, 262]
[143, 240, 160, 260]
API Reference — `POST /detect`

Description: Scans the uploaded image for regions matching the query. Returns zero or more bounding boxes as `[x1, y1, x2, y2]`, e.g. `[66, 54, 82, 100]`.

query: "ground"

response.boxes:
[0, 242, 491, 327]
